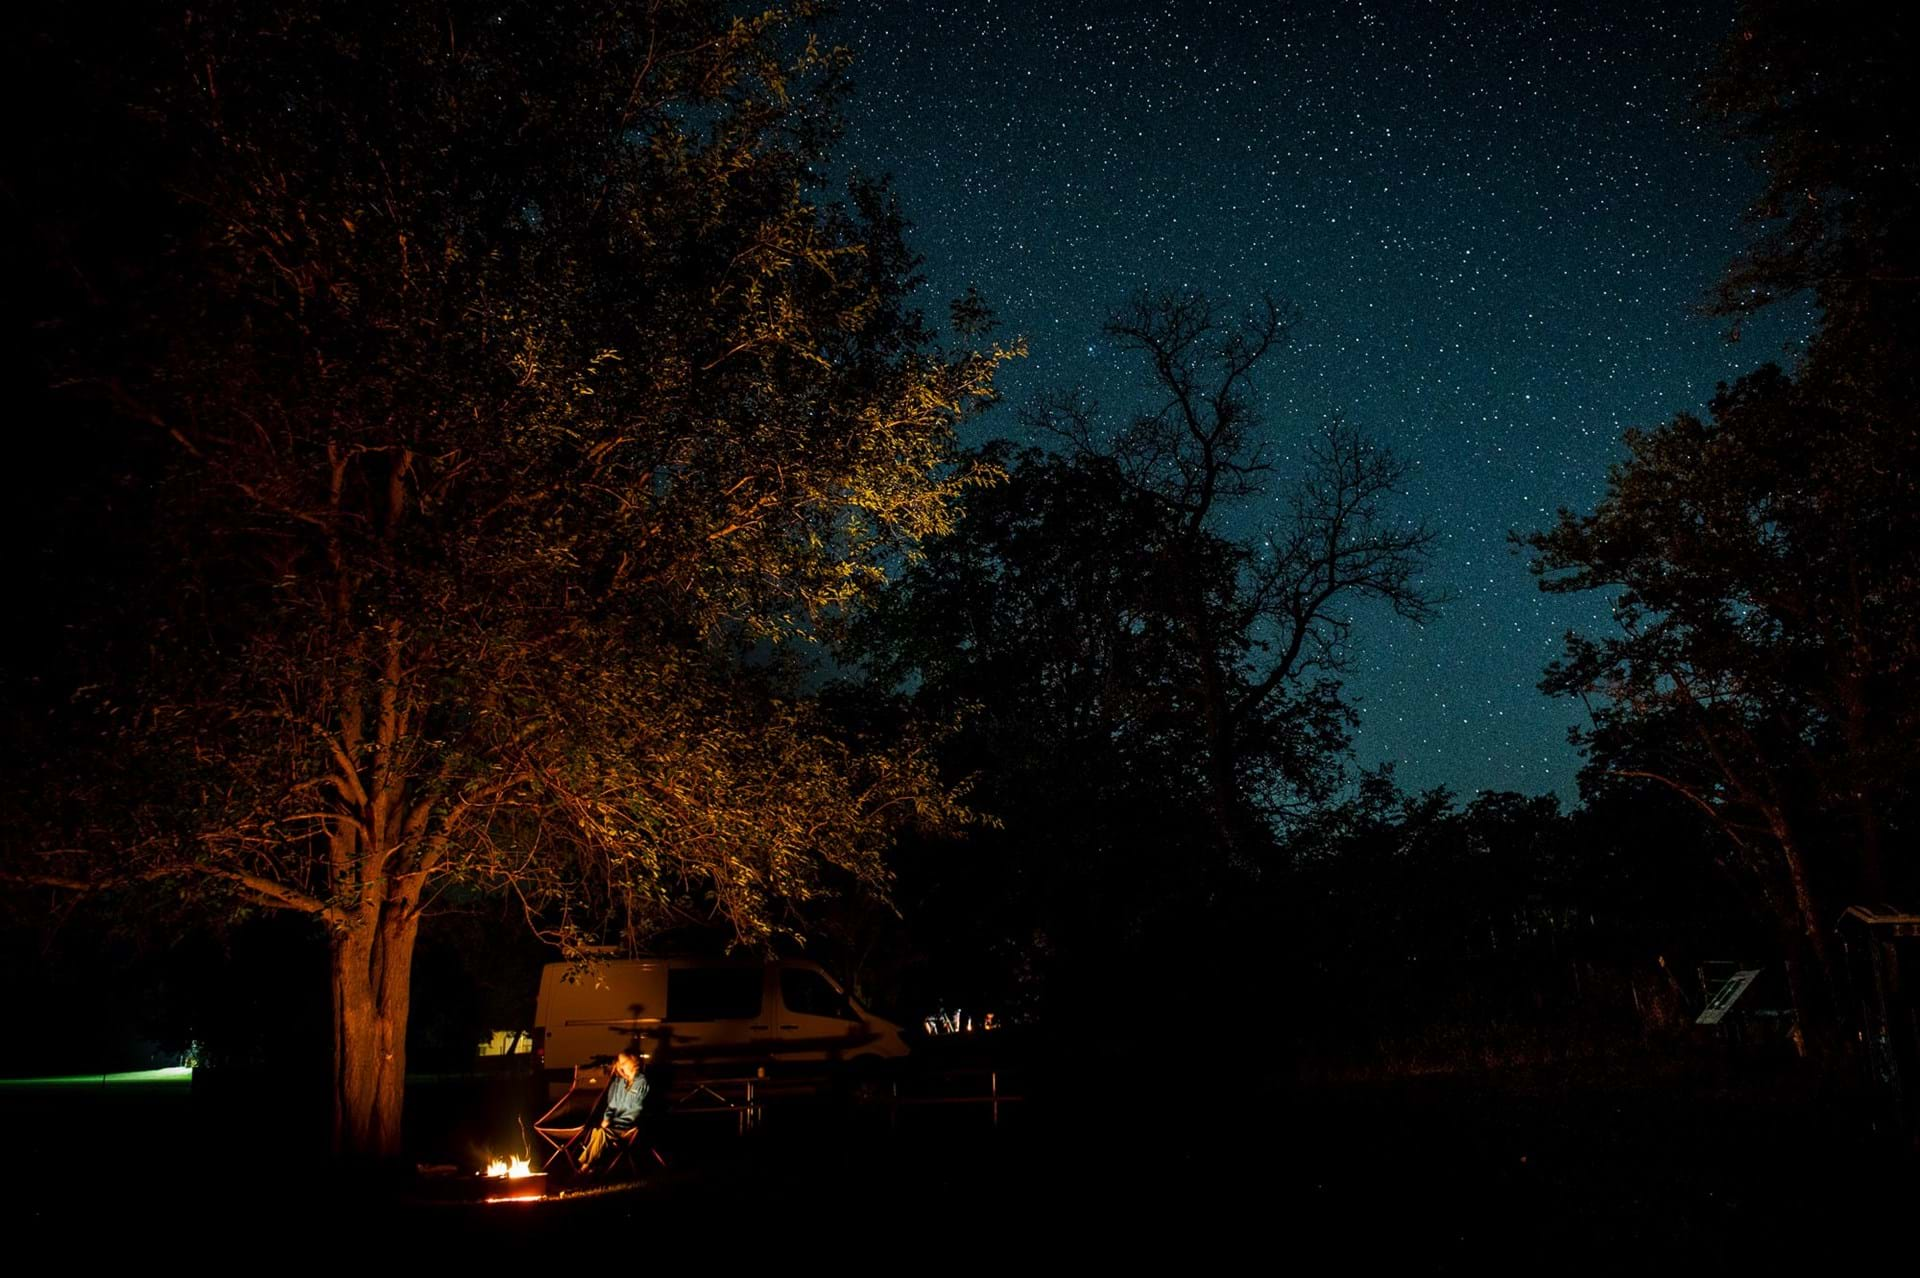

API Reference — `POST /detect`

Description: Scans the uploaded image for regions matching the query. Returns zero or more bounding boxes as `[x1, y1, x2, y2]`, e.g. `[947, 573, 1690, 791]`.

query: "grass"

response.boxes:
[0, 1066, 195, 1087]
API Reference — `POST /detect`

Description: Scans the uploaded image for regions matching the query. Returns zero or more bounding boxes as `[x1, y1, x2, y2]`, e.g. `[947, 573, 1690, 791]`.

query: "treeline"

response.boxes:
[821, 423, 1758, 1071]
[1288, 787, 1762, 1073]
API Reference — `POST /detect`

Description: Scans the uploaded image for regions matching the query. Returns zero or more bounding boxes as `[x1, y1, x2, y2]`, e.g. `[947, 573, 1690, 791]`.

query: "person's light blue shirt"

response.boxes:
[603, 1071, 648, 1131]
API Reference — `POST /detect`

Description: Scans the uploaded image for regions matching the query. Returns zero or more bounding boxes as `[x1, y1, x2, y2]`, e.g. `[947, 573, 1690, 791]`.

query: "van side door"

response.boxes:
[664, 964, 766, 1067]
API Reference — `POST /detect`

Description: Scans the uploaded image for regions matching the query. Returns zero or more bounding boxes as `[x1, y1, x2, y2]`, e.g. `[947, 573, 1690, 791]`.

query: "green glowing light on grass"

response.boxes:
[0, 1066, 194, 1087]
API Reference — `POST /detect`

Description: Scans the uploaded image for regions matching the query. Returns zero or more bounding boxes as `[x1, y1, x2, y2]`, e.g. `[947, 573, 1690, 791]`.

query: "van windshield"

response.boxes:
[781, 968, 854, 1020]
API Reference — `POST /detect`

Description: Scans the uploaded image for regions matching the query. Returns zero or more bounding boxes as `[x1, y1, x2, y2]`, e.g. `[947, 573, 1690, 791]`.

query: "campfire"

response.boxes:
[485, 1155, 534, 1179]
[481, 1153, 545, 1203]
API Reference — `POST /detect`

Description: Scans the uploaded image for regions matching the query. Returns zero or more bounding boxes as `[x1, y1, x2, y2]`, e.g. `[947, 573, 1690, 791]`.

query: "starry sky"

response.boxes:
[826, 0, 1810, 803]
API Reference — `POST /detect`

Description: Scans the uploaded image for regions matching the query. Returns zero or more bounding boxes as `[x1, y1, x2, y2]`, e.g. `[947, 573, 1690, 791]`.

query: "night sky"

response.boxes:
[826, 0, 1810, 802]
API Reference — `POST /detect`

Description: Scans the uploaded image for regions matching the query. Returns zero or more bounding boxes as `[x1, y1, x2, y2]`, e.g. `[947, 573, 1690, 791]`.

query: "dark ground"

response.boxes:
[3, 1054, 1910, 1266]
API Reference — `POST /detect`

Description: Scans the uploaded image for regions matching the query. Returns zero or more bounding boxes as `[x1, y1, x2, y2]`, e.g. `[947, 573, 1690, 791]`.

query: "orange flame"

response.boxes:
[485, 1154, 534, 1179]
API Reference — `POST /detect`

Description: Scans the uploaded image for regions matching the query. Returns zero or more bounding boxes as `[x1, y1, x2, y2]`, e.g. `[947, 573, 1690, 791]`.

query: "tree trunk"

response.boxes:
[1836, 664, 1887, 901]
[1773, 821, 1844, 1065]
[328, 902, 420, 1159]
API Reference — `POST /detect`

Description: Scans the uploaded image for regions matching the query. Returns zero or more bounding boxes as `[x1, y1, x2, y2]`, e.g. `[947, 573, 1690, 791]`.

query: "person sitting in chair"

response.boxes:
[576, 1049, 648, 1174]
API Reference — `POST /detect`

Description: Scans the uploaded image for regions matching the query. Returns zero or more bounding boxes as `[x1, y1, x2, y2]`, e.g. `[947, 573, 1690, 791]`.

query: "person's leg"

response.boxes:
[576, 1125, 608, 1171]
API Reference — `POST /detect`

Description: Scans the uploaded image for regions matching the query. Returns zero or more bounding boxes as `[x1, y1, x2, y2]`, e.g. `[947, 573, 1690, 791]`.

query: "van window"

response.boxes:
[781, 968, 854, 1020]
[668, 967, 762, 1021]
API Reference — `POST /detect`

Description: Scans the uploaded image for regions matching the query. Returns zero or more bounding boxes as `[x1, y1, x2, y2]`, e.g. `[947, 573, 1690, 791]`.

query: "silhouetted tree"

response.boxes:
[850, 292, 1434, 1036]
[850, 446, 1276, 1023]
[1029, 290, 1437, 873]
[1528, 364, 1918, 1055]
[1530, 3, 1920, 1059]
[1701, 0, 1920, 352]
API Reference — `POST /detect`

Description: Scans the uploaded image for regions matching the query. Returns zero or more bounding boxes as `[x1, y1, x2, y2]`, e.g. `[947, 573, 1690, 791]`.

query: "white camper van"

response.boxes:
[532, 957, 911, 1079]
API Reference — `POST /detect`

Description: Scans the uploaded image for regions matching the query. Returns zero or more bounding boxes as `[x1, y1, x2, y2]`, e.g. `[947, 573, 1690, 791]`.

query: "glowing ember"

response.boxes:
[485, 1155, 534, 1179]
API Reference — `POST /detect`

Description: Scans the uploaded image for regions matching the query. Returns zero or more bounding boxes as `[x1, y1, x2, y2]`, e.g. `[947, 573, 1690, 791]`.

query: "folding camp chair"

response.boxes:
[532, 1062, 666, 1177]
[533, 1062, 608, 1172]
[586, 1122, 665, 1176]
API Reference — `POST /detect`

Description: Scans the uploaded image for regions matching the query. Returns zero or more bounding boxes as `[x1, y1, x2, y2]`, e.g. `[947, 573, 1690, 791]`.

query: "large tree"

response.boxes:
[1528, 364, 1918, 1054]
[15, 0, 1012, 1157]
[849, 446, 1268, 1022]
